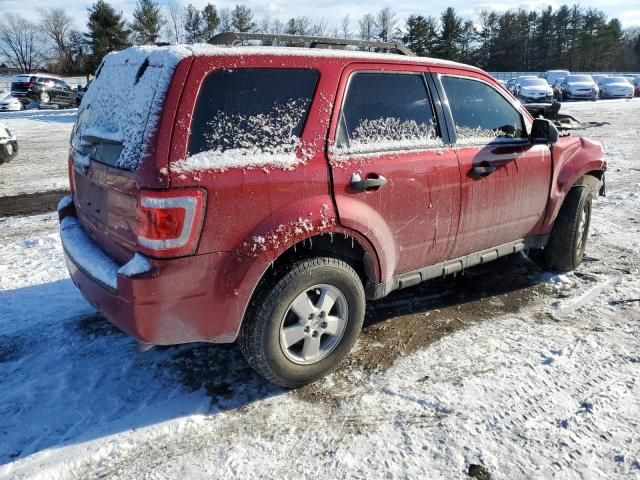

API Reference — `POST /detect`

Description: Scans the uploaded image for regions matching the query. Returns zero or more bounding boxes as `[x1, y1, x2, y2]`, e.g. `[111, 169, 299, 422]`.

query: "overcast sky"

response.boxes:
[2, 0, 639, 29]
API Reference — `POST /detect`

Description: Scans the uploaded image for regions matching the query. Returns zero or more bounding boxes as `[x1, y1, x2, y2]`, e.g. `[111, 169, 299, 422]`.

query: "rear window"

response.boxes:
[185, 69, 318, 171]
[71, 47, 184, 170]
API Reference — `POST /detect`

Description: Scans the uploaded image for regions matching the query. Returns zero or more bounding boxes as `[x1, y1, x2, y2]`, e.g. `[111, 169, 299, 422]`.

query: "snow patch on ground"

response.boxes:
[0, 98, 639, 479]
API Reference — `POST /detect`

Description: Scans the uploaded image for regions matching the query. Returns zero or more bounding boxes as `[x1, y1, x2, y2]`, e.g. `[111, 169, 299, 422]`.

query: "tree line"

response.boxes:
[0, 0, 638, 76]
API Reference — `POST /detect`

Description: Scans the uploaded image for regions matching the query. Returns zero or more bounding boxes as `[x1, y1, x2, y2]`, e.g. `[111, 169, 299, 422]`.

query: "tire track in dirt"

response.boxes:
[0, 189, 68, 216]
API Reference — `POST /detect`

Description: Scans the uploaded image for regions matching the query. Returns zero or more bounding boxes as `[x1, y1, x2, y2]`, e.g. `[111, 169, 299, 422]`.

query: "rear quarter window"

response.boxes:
[182, 68, 318, 172]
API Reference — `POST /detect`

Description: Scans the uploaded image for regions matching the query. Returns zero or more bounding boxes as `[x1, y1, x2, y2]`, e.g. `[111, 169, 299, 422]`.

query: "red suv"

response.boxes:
[59, 40, 606, 387]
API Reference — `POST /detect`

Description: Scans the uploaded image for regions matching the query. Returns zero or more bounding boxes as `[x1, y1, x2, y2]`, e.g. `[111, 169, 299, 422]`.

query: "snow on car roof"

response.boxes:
[76, 44, 485, 170]
[109, 43, 483, 73]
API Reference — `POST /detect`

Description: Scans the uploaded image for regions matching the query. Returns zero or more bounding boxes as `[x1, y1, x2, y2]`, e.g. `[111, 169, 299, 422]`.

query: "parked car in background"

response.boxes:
[633, 77, 640, 97]
[10, 74, 77, 108]
[59, 38, 607, 387]
[544, 70, 570, 86]
[75, 80, 92, 106]
[597, 76, 634, 99]
[552, 78, 565, 99]
[512, 75, 539, 95]
[0, 93, 23, 111]
[590, 74, 610, 95]
[515, 77, 554, 103]
[506, 78, 517, 93]
[0, 123, 18, 165]
[559, 75, 598, 101]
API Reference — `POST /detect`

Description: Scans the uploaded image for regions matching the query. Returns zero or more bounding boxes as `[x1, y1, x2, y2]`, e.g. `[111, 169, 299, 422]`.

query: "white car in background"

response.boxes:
[559, 75, 599, 101]
[514, 77, 554, 103]
[598, 76, 635, 99]
[0, 92, 23, 111]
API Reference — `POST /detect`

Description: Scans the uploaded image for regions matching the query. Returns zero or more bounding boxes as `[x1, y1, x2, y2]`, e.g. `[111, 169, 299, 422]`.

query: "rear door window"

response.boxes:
[441, 76, 526, 145]
[336, 72, 442, 154]
[187, 69, 318, 169]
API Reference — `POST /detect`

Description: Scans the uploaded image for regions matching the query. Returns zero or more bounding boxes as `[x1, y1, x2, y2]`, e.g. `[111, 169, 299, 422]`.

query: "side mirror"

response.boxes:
[530, 118, 559, 145]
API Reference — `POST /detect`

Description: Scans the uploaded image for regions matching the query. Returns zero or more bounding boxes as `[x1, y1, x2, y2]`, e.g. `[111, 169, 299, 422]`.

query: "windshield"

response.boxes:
[566, 75, 593, 83]
[520, 78, 548, 87]
[602, 77, 628, 84]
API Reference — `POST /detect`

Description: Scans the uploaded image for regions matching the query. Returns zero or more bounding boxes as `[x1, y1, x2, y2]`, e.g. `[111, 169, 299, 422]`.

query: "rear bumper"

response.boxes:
[59, 201, 268, 345]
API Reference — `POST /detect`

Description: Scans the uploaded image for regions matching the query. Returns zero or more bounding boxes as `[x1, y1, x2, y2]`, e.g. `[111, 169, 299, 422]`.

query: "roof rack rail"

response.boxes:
[208, 32, 414, 56]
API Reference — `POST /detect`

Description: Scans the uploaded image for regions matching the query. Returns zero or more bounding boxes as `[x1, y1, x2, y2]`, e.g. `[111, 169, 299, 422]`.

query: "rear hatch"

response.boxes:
[11, 75, 35, 95]
[70, 46, 190, 263]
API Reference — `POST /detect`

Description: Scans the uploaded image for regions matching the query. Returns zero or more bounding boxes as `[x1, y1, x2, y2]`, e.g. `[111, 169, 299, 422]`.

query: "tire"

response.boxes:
[544, 186, 592, 271]
[239, 257, 366, 388]
[39, 92, 50, 104]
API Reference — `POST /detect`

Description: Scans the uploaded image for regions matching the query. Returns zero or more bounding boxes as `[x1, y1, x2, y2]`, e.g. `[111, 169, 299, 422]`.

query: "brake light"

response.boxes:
[26, 82, 33, 88]
[136, 189, 206, 258]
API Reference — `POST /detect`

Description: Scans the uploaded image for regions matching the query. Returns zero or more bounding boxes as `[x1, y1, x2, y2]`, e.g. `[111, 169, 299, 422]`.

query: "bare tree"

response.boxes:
[164, 0, 184, 43]
[0, 13, 44, 72]
[270, 18, 284, 35]
[341, 14, 351, 39]
[39, 8, 74, 67]
[218, 8, 233, 32]
[376, 8, 398, 42]
[258, 17, 271, 34]
[311, 18, 330, 37]
[358, 13, 376, 41]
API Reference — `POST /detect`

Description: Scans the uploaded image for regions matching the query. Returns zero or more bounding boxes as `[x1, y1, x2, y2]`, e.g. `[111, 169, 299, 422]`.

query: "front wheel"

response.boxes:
[544, 186, 592, 271]
[239, 257, 365, 388]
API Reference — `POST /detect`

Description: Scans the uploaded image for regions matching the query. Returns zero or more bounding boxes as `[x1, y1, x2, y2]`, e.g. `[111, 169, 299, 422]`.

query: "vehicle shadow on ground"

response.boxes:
[0, 254, 549, 464]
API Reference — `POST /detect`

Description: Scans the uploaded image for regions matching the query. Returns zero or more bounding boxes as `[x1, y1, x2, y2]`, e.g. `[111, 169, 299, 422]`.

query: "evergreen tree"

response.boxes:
[435, 7, 463, 61]
[231, 5, 255, 33]
[85, 0, 130, 73]
[403, 15, 437, 56]
[183, 4, 202, 44]
[132, 0, 163, 45]
[201, 4, 220, 41]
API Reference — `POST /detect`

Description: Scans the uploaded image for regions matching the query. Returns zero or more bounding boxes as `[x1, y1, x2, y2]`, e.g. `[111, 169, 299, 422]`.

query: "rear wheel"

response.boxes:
[39, 92, 50, 104]
[239, 257, 365, 388]
[544, 186, 592, 271]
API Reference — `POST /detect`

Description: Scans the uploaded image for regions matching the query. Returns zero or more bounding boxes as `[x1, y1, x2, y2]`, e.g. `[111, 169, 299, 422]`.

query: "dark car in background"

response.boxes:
[10, 74, 77, 108]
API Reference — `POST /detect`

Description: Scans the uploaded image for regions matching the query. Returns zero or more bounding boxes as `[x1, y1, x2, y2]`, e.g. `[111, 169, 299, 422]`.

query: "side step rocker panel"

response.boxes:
[366, 235, 549, 300]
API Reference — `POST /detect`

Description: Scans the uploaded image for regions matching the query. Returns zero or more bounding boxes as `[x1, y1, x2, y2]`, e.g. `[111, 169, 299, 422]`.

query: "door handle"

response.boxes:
[469, 165, 498, 178]
[350, 174, 387, 191]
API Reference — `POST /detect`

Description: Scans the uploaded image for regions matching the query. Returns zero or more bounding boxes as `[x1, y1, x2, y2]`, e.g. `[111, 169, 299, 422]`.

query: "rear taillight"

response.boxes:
[25, 82, 33, 88]
[136, 189, 206, 258]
